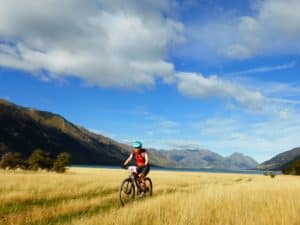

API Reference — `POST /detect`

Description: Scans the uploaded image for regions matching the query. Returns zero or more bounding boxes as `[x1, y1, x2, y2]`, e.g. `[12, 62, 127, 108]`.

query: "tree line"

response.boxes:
[281, 158, 300, 175]
[0, 149, 71, 173]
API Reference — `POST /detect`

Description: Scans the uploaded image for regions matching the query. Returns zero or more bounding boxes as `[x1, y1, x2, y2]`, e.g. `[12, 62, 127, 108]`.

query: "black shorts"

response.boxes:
[137, 165, 150, 176]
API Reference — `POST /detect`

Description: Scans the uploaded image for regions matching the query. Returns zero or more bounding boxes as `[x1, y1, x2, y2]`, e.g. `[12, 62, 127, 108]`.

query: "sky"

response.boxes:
[1, 0, 300, 162]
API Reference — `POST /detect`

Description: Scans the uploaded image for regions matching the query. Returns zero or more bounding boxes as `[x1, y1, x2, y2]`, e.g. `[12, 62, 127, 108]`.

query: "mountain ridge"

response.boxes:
[257, 147, 300, 170]
[158, 149, 258, 170]
[0, 99, 257, 169]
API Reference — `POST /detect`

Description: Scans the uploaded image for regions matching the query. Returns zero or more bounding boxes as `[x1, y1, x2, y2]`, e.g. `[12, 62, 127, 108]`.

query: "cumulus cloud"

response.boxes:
[176, 72, 265, 111]
[180, 0, 300, 60]
[0, 0, 183, 88]
[225, 0, 300, 59]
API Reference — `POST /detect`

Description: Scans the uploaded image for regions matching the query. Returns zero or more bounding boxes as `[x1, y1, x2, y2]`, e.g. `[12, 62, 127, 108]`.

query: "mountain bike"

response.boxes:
[118, 165, 152, 207]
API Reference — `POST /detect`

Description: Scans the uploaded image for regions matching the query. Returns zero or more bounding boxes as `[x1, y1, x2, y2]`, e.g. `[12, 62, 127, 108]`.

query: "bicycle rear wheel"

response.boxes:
[119, 178, 135, 206]
[144, 177, 152, 197]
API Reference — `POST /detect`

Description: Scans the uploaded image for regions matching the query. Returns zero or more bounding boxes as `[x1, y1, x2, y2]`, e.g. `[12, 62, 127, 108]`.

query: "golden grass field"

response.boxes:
[0, 167, 299, 225]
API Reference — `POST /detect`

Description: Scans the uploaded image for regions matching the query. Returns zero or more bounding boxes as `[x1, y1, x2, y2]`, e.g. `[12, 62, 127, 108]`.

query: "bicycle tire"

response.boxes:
[118, 178, 135, 207]
[144, 177, 153, 197]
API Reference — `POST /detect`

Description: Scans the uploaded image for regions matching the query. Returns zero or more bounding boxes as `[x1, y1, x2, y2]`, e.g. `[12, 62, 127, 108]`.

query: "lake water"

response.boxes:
[71, 165, 281, 175]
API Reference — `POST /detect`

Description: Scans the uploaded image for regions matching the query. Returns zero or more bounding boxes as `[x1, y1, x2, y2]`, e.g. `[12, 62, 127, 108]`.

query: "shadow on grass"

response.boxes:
[0, 187, 117, 215]
[23, 197, 117, 225]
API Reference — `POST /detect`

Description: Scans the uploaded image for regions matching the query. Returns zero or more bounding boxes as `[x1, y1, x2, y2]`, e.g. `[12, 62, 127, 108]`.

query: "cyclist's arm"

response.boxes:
[144, 152, 149, 166]
[124, 152, 133, 166]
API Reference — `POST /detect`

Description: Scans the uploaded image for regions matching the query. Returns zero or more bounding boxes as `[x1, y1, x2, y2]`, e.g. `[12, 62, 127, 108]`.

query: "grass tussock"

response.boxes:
[0, 168, 299, 225]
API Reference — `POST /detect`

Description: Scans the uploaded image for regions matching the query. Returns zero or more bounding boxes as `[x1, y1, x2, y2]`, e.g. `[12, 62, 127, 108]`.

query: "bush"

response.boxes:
[27, 149, 53, 170]
[0, 152, 24, 169]
[52, 152, 71, 173]
[269, 172, 276, 178]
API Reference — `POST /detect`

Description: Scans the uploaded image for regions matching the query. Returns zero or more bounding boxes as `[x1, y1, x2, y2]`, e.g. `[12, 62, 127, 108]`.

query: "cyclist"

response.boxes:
[123, 141, 150, 193]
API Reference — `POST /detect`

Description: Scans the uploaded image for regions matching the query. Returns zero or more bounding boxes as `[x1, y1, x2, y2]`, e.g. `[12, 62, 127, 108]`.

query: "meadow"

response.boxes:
[0, 167, 299, 225]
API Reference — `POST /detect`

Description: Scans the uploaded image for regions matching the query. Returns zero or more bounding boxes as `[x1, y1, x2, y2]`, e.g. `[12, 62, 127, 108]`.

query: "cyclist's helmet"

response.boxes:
[133, 141, 142, 149]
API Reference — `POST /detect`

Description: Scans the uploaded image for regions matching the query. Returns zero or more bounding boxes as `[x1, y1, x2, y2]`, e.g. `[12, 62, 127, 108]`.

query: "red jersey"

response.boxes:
[132, 149, 148, 167]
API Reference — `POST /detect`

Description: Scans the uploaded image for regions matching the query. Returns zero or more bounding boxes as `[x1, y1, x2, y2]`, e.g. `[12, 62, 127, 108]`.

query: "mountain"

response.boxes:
[158, 150, 258, 170]
[257, 147, 300, 170]
[0, 99, 128, 165]
[225, 152, 258, 170]
[0, 99, 173, 167]
[0, 99, 258, 169]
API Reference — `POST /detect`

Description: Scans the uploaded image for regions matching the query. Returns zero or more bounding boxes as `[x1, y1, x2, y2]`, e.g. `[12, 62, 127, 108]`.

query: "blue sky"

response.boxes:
[1, 0, 300, 162]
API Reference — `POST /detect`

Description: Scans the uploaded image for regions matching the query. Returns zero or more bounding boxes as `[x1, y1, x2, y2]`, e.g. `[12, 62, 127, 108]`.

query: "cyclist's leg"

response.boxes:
[139, 165, 150, 191]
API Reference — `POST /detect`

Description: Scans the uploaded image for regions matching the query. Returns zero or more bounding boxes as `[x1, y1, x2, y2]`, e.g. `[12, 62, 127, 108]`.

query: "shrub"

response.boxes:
[52, 152, 71, 173]
[0, 152, 24, 169]
[269, 172, 276, 178]
[27, 149, 53, 170]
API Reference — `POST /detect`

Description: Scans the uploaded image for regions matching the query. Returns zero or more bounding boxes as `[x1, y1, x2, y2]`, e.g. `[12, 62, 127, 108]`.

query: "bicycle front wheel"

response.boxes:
[119, 178, 135, 207]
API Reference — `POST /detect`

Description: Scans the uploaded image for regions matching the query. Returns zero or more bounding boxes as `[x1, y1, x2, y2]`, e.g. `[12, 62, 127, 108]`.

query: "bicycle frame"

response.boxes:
[128, 166, 143, 193]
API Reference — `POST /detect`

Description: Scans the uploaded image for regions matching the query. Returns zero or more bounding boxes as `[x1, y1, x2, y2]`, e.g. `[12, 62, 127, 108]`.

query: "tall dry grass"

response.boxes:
[0, 168, 299, 225]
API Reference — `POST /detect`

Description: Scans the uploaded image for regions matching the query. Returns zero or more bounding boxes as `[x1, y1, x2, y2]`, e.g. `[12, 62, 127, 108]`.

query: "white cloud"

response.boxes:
[176, 72, 265, 111]
[2, 96, 10, 100]
[269, 98, 300, 106]
[159, 120, 178, 129]
[262, 83, 300, 98]
[225, 0, 300, 59]
[226, 61, 296, 75]
[145, 120, 179, 137]
[180, 0, 300, 60]
[1, 0, 299, 117]
[193, 114, 300, 162]
[0, 0, 183, 88]
[166, 139, 204, 150]
[226, 43, 253, 60]
[175, 71, 300, 116]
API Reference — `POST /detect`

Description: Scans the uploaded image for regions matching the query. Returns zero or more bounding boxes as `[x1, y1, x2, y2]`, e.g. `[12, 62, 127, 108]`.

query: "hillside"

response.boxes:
[0, 99, 128, 165]
[0, 99, 257, 169]
[257, 147, 300, 170]
[0, 99, 173, 167]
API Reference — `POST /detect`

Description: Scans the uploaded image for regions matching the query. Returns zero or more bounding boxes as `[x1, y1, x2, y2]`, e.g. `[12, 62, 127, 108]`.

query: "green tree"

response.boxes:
[52, 152, 71, 173]
[0, 152, 24, 169]
[282, 158, 300, 175]
[27, 149, 53, 170]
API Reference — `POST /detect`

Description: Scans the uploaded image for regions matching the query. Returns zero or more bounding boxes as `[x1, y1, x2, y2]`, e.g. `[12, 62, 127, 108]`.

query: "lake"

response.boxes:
[70, 165, 281, 175]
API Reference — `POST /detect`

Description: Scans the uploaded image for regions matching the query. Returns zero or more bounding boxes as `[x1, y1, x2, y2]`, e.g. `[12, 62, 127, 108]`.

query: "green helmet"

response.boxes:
[133, 141, 142, 149]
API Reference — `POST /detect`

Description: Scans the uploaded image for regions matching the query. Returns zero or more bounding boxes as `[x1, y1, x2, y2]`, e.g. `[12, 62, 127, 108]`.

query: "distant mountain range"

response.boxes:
[158, 150, 257, 170]
[257, 147, 300, 171]
[0, 99, 258, 170]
